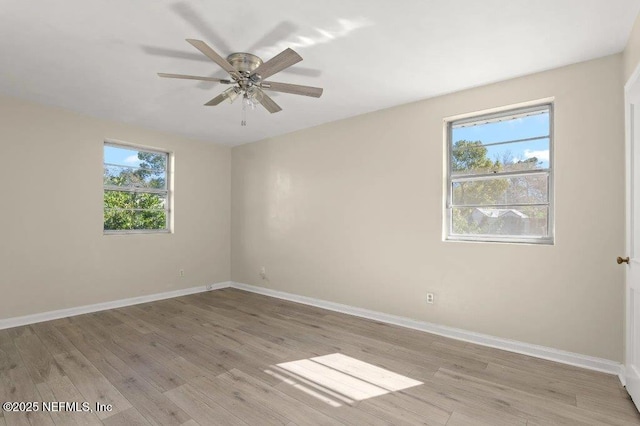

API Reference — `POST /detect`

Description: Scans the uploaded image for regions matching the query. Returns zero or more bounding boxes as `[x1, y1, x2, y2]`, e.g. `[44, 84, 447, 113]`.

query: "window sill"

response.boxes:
[103, 230, 172, 236]
[445, 235, 554, 245]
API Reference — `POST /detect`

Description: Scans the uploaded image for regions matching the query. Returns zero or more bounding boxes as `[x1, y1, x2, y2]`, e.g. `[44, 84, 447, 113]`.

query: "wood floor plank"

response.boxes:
[577, 393, 640, 423]
[3, 326, 33, 340]
[161, 298, 246, 329]
[107, 309, 157, 335]
[212, 368, 338, 425]
[98, 337, 186, 392]
[31, 322, 77, 357]
[187, 373, 291, 425]
[458, 361, 578, 405]
[359, 390, 450, 425]
[164, 384, 248, 426]
[271, 380, 393, 426]
[101, 407, 152, 426]
[143, 332, 234, 376]
[358, 395, 447, 426]
[445, 411, 499, 426]
[13, 333, 65, 385]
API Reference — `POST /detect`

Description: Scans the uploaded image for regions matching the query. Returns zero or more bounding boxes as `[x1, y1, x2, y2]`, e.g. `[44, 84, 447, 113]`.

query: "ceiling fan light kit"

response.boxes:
[158, 39, 323, 126]
[221, 87, 240, 104]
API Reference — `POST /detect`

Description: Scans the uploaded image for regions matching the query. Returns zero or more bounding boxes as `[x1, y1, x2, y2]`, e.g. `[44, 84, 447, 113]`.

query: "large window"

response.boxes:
[446, 104, 553, 244]
[103, 142, 170, 233]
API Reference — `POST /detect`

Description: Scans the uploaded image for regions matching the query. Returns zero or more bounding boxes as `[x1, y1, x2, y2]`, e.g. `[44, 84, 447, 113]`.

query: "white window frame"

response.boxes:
[103, 140, 171, 234]
[445, 103, 554, 244]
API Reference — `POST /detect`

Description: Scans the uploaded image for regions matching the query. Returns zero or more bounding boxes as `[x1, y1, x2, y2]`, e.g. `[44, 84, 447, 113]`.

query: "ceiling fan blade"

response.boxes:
[262, 81, 323, 98]
[204, 93, 227, 106]
[158, 73, 228, 83]
[255, 88, 282, 113]
[251, 48, 302, 80]
[186, 39, 239, 78]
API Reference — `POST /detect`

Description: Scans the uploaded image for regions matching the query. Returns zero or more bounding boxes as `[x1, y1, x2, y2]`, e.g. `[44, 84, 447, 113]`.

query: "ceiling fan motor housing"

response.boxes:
[226, 52, 263, 75]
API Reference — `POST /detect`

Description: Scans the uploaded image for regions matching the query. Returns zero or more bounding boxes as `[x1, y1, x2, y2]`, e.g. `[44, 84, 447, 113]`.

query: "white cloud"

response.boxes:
[523, 149, 549, 162]
[124, 155, 140, 165]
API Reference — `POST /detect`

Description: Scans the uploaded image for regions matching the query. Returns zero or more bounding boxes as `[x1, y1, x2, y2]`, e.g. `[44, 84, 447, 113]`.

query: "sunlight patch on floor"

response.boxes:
[265, 353, 422, 406]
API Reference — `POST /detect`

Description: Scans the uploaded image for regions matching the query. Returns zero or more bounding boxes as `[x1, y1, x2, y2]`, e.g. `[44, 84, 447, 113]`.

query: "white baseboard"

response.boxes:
[230, 281, 624, 378]
[0, 281, 233, 330]
[620, 365, 627, 387]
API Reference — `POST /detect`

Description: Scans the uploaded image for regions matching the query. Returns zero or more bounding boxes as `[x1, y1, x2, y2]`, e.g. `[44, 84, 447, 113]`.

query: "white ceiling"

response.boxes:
[0, 0, 638, 146]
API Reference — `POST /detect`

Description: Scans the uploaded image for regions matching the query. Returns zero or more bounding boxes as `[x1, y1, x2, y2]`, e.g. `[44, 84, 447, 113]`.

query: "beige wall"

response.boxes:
[625, 13, 640, 82]
[0, 95, 231, 319]
[231, 54, 625, 362]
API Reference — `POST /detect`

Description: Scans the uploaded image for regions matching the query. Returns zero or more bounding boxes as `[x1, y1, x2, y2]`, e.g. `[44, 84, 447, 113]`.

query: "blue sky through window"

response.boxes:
[104, 145, 142, 167]
[452, 112, 550, 168]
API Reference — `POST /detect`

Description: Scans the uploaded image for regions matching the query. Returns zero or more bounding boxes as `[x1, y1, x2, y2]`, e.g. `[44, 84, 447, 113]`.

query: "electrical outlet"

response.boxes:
[259, 266, 266, 279]
[179, 269, 184, 277]
[426, 292, 435, 304]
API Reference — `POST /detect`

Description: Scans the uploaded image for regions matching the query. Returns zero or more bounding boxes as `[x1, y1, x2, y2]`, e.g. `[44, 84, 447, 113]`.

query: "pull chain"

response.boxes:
[241, 95, 247, 126]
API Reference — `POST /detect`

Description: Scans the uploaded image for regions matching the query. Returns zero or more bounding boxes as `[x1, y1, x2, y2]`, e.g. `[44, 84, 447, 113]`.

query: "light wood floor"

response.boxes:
[0, 288, 638, 425]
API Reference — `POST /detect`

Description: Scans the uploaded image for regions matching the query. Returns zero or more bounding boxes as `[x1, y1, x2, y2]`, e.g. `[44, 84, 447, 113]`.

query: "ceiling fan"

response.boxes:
[158, 39, 323, 121]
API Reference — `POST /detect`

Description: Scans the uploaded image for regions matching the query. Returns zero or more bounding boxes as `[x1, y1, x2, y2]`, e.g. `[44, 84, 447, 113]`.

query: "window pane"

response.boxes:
[104, 209, 133, 231]
[451, 138, 550, 176]
[103, 209, 167, 231]
[104, 145, 166, 171]
[104, 143, 169, 233]
[137, 151, 166, 172]
[104, 191, 167, 210]
[132, 210, 167, 230]
[104, 145, 142, 167]
[452, 174, 548, 206]
[104, 164, 167, 189]
[452, 110, 549, 145]
[451, 206, 548, 237]
[447, 104, 552, 243]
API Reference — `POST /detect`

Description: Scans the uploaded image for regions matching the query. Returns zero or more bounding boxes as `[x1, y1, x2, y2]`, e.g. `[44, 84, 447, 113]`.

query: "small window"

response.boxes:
[446, 104, 553, 244]
[103, 142, 170, 233]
